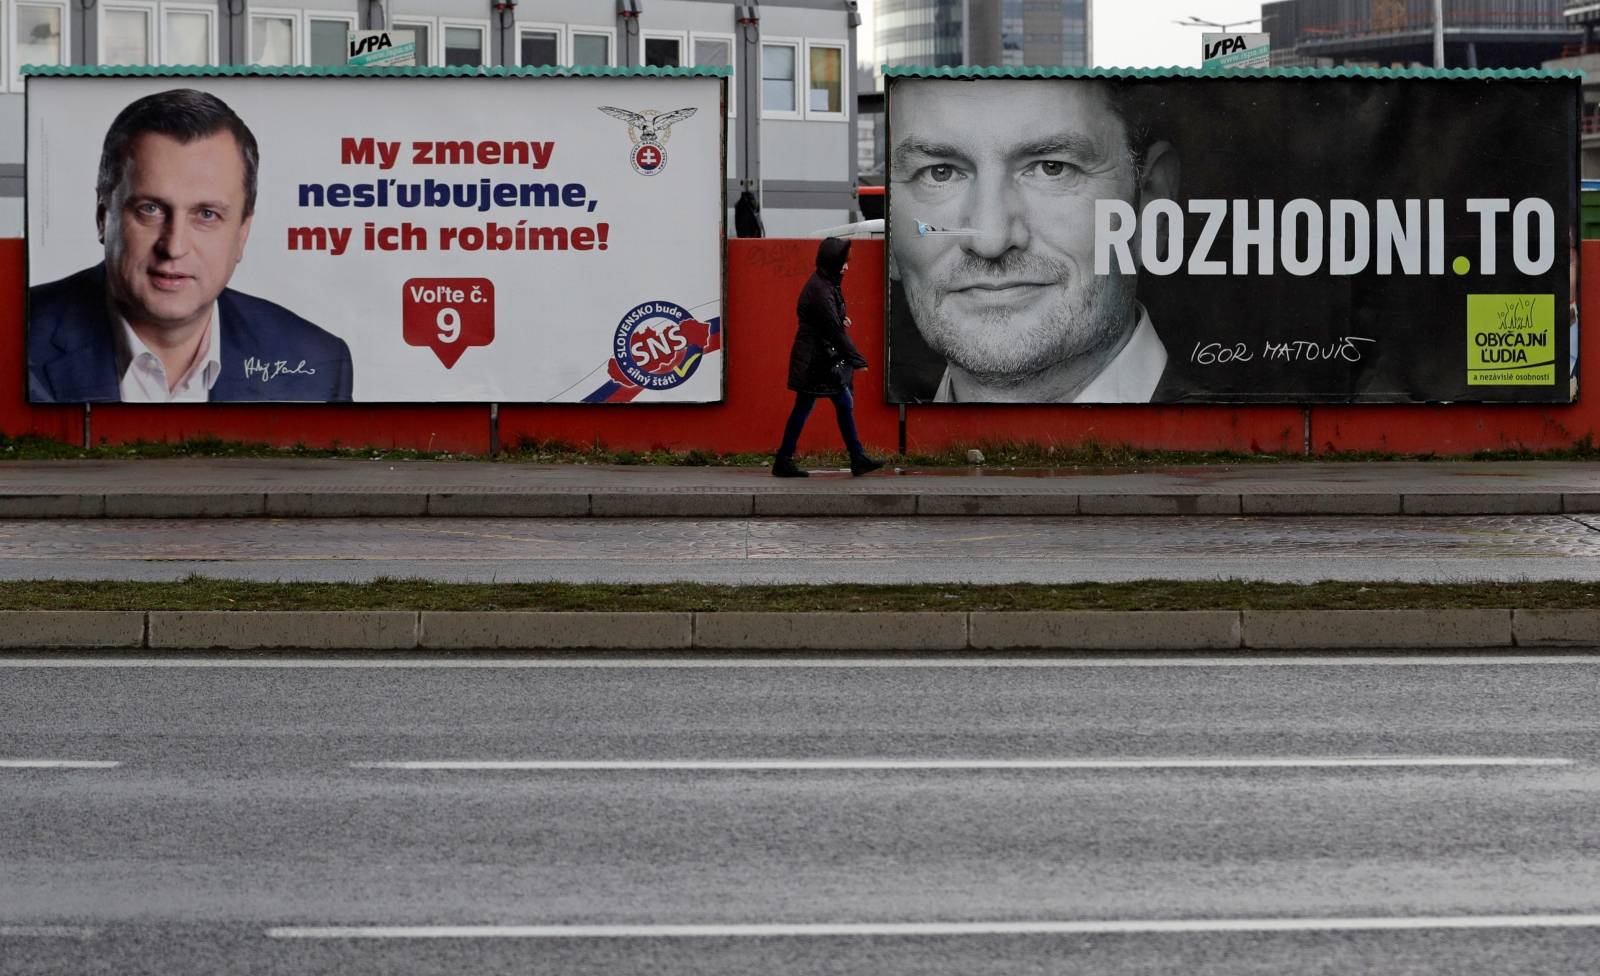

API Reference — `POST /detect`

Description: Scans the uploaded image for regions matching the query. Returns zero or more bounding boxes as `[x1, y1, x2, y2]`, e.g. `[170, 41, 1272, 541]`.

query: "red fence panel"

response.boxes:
[4, 236, 1597, 456]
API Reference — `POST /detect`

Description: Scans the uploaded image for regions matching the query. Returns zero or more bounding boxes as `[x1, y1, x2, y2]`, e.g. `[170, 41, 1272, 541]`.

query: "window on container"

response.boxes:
[162, 7, 212, 65]
[16, 1, 66, 77]
[101, 6, 153, 65]
[443, 24, 483, 66]
[250, 13, 296, 65]
[693, 35, 729, 70]
[394, 20, 431, 66]
[761, 43, 796, 113]
[307, 16, 351, 66]
[693, 34, 733, 114]
[518, 27, 557, 66]
[643, 34, 680, 67]
[808, 44, 843, 114]
[571, 29, 610, 66]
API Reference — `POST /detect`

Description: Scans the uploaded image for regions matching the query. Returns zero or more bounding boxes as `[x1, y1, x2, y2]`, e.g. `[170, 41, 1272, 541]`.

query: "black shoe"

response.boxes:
[850, 455, 885, 477]
[772, 457, 810, 478]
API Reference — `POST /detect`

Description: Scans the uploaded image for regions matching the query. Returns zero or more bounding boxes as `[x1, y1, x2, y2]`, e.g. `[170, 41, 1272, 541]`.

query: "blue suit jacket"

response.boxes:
[27, 265, 354, 403]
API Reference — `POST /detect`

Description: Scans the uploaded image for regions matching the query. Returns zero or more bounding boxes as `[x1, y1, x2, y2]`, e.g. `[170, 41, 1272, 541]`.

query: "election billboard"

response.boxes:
[884, 71, 1580, 404]
[26, 71, 725, 403]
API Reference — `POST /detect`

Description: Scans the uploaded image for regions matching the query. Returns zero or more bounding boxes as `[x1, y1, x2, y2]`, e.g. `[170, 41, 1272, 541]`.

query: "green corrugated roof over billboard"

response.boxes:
[882, 65, 1581, 80]
[21, 64, 731, 77]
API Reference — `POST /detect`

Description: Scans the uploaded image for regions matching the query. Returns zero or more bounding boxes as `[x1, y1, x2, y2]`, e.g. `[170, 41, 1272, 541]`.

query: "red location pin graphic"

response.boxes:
[403, 278, 495, 369]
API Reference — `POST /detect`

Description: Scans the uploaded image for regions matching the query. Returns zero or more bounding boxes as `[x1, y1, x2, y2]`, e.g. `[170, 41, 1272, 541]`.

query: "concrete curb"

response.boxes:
[1510, 609, 1600, 647]
[969, 611, 1240, 650]
[0, 610, 145, 648]
[1400, 493, 1564, 516]
[419, 611, 692, 649]
[1240, 609, 1513, 649]
[0, 490, 1593, 518]
[1241, 494, 1402, 516]
[4, 608, 1597, 651]
[146, 611, 417, 649]
[426, 493, 590, 517]
[104, 493, 269, 518]
[1078, 494, 1242, 516]
[693, 612, 968, 651]
[0, 495, 108, 518]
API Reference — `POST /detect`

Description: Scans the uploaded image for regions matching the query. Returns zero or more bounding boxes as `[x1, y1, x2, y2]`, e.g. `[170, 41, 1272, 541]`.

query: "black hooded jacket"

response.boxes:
[785, 237, 867, 395]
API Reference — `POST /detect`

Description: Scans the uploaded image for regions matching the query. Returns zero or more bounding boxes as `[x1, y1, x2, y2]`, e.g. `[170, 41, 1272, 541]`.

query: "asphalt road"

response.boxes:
[5, 654, 1600, 974]
[3, 514, 1600, 583]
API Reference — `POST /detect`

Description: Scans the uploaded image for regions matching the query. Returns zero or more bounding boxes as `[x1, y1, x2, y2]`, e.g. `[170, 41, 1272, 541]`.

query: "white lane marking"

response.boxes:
[0, 760, 120, 769]
[352, 757, 1572, 771]
[5, 655, 1600, 669]
[0, 926, 100, 938]
[269, 914, 1600, 939]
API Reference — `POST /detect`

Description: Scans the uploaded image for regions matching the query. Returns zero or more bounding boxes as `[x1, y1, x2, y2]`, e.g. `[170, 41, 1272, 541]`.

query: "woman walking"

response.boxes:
[772, 237, 884, 478]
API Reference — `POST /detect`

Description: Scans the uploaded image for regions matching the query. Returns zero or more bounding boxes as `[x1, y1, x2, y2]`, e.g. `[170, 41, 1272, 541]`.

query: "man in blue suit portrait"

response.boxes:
[28, 88, 353, 403]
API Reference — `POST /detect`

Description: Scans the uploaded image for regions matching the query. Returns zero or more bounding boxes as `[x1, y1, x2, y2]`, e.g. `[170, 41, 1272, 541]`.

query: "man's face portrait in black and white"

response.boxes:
[888, 78, 1180, 403]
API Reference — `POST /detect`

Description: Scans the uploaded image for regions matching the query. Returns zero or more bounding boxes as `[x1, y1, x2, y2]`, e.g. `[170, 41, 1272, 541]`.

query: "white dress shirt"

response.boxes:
[933, 304, 1168, 403]
[115, 303, 222, 403]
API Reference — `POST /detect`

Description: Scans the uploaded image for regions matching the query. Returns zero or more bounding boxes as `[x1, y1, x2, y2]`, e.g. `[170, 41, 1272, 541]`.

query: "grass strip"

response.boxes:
[6, 432, 1600, 467]
[4, 579, 1599, 612]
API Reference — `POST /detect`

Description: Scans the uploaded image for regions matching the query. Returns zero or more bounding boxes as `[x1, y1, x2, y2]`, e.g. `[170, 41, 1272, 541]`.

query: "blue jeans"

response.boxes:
[777, 387, 865, 459]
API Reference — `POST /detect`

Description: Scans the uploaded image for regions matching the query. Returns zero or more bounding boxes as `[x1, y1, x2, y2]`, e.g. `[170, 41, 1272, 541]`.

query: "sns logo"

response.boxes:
[598, 106, 697, 175]
[611, 300, 713, 390]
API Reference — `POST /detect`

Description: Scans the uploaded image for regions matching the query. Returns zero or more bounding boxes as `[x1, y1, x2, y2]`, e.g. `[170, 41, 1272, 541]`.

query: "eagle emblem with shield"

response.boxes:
[597, 106, 697, 175]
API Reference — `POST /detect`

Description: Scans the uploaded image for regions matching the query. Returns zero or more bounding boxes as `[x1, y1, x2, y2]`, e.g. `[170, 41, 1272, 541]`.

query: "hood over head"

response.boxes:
[815, 237, 851, 282]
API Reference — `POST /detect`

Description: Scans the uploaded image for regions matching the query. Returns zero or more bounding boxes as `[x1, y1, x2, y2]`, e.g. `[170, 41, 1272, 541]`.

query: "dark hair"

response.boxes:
[1103, 81, 1170, 180]
[96, 88, 259, 216]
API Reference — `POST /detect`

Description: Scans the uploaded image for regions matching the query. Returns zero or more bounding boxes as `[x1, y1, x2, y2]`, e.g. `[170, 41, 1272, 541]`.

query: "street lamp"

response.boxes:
[1173, 15, 1262, 32]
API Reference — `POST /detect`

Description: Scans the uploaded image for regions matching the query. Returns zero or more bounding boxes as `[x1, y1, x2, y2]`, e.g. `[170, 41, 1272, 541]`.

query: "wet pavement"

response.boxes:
[2, 458, 1598, 496]
[6, 514, 1600, 584]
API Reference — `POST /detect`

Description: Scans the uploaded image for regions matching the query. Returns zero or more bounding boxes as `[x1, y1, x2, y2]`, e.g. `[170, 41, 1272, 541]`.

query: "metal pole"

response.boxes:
[846, 0, 860, 219]
[898, 403, 907, 457]
[489, 403, 500, 457]
[1432, 0, 1445, 68]
[82, 403, 91, 451]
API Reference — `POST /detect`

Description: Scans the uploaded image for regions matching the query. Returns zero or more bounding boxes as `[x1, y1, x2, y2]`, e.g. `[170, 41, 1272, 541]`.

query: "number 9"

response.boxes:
[437, 307, 461, 344]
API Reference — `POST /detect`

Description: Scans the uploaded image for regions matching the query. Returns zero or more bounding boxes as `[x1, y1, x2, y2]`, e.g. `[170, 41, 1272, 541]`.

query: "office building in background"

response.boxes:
[876, 0, 1092, 69]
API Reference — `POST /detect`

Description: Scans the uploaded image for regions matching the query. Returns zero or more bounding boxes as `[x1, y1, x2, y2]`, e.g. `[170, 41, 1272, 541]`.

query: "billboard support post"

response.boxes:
[1433, 0, 1446, 68]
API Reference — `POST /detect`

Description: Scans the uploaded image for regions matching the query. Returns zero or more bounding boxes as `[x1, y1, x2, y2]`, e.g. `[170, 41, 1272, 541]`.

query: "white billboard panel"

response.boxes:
[27, 74, 725, 403]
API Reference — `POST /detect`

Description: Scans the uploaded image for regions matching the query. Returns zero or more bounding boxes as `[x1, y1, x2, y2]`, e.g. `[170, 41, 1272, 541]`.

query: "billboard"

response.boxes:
[884, 72, 1579, 404]
[1202, 33, 1270, 70]
[26, 72, 725, 403]
[347, 31, 417, 68]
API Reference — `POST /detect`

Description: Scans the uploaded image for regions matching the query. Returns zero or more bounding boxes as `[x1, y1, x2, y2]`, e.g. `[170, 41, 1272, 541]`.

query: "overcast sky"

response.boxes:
[859, 0, 1271, 70]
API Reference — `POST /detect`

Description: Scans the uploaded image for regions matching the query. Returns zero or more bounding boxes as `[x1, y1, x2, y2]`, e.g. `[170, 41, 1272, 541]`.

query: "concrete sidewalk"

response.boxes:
[1, 457, 1598, 518]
